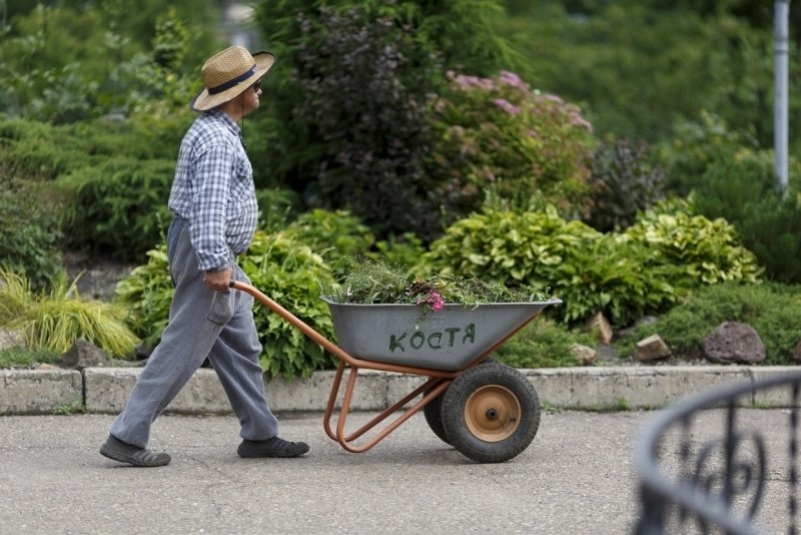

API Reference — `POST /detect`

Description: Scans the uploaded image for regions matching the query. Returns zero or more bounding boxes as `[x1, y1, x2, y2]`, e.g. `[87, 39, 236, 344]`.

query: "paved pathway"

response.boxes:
[0, 409, 795, 534]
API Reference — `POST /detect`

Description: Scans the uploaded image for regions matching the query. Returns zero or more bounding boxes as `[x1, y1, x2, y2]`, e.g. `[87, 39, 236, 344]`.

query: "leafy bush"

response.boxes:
[417, 208, 668, 325]
[239, 232, 338, 379]
[494, 318, 596, 369]
[656, 112, 759, 197]
[273, 7, 444, 240]
[691, 151, 801, 283]
[114, 247, 173, 349]
[622, 203, 762, 289]
[282, 210, 375, 281]
[0, 116, 185, 182]
[0, 270, 139, 357]
[0, 177, 66, 292]
[418, 205, 761, 327]
[372, 233, 427, 270]
[430, 71, 595, 222]
[256, 187, 305, 232]
[584, 139, 665, 232]
[614, 282, 801, 365]
[0, 2, 218, 122]
[116, 230, 339, 380]
[252, 0, 519, 238]
[58, 157, 174, 262]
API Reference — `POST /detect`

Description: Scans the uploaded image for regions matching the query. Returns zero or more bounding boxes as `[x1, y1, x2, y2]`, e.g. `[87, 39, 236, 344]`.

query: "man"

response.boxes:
[100, 46, 309, 467]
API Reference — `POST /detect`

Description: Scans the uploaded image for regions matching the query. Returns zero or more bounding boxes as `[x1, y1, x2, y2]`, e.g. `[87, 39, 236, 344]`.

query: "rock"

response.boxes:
[60, 340, 109, 370]
[595, 343, 619, 363]
[0, 328, 26, 350]
[63, 251, 135, 302]
[586, 312, 613, 344]
[617, 316, 659, 340]
[570, 344, 598, 365]
[634, 334, 671, 362]
[703, 322, 765, 365]
[134, 343, 154, 360]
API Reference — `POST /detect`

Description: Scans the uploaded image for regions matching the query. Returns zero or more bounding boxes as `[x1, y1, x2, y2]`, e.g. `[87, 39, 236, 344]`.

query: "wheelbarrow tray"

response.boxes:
[323, 299, 561, 371]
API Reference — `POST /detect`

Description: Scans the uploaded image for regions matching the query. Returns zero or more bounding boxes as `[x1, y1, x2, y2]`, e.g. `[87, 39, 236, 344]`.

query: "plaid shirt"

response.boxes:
[168, 110, 258, 271]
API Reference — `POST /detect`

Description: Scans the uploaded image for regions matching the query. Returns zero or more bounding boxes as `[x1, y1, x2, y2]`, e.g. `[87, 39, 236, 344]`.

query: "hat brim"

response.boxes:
[191, 52, 275, 112]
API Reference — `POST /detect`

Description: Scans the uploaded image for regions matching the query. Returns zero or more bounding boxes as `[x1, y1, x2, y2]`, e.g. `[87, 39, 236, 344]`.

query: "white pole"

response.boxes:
[775, 0, 790, 191]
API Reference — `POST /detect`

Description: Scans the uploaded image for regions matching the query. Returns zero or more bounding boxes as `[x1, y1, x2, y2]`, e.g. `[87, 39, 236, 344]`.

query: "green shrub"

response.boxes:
[622, 202, 762, 289]
[656, 112, 759, 197]
[275, 7, 444, 241]
[418, 204, 761, 327]
[0, 117, 182, 182]
[614, 282, 801, 365]
[256, 187, 305, 232]
[418, 208, 673, 326]
[691, 151, 801, 283]
[494, 318, 596, 369]
[114, 246, 173, 349]
[372, 233, 427, 270]
[252, 0, 518, 239]
[282, 210, 375, 281]
[0, 270, 139, 357]
[116, 230, 339, 379]
[58, 157, 173, 262]
[430, 71, 595, 222]
[584, 139, 665, 233]
[0, 177, 65, 292]
[239, 232, 339, 379]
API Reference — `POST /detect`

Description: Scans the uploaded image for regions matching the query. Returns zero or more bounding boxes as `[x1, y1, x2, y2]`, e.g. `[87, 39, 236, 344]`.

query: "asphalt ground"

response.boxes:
[0, 409, 795, 534]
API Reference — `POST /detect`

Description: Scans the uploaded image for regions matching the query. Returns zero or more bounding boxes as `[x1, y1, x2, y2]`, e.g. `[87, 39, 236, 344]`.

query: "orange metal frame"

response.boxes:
[231, 281, 540, 453]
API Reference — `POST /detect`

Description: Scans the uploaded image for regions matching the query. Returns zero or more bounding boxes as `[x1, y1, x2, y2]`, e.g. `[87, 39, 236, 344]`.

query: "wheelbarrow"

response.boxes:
[230, 281, 561, 463]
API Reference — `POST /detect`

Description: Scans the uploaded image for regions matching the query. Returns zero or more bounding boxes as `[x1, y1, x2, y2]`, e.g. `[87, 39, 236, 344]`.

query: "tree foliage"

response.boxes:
[250, 0, 520, 239]
[500, 1, 801, 151]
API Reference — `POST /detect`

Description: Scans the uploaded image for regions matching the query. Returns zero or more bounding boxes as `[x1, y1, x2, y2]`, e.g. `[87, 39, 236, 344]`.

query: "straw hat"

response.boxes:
[191, 46, 275, 112]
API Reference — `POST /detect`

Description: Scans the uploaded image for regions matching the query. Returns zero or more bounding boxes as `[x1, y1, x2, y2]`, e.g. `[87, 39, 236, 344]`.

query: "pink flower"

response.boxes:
[417, 290, 445, 313]
[493, 98, 520, 115]
[498, 70, 530, 92]
[570, 114, 594, 132]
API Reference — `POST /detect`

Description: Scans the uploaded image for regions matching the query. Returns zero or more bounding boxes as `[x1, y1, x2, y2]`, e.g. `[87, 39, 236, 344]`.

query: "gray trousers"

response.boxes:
[110, 217, 279, 448]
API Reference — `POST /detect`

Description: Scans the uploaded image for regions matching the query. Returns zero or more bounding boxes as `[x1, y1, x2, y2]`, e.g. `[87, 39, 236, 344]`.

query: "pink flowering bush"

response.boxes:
[429, 70, 596, 221]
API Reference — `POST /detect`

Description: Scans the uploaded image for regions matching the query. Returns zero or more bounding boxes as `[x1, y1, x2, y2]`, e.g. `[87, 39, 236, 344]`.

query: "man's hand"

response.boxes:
[203, 268, 233, 292]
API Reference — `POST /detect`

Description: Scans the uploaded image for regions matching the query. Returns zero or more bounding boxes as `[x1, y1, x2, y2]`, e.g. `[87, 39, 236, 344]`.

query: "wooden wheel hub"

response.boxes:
[464, 385, 521, 442]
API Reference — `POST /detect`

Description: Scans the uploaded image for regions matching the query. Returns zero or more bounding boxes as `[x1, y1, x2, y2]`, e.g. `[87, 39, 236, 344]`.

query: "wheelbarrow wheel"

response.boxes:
[423, 357, 498, 446]
[441, 363, 540, 463]
[423, 390, 450, 445]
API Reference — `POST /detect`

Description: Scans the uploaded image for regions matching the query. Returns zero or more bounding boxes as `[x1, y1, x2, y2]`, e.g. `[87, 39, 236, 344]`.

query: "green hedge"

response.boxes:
[58, 157, 174, 262]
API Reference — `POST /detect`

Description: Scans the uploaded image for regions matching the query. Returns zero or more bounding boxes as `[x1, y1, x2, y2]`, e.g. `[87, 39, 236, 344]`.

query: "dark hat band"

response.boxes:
[208, 65, 257, 95]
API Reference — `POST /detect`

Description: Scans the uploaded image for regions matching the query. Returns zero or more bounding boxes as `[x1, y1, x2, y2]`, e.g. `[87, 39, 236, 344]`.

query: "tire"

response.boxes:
[423, 389, 450, 445]
[441, 363, 541, 463]
[423, 357, 498, 446]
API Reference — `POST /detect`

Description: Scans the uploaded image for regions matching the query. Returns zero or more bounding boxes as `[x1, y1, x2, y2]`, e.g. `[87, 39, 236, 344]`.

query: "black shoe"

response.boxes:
[237, 437, 310, 458]
[100, 435, 171, 467]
